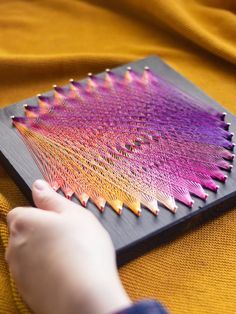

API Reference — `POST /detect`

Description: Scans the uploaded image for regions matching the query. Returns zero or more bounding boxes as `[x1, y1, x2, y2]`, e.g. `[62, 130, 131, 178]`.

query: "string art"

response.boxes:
[11, 67, 235, 217]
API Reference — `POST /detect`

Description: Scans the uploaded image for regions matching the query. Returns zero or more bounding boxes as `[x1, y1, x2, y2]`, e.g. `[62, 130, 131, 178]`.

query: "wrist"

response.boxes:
[72, 270, 131, 314]
[83, 272, 131, 314]
[53, 268, 131, 314]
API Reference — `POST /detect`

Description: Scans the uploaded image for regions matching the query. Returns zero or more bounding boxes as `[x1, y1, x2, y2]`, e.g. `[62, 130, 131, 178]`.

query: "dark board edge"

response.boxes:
[1, 55, 236, 266]
[1, 139, 235, 267]
[116, 191, 236, 266]
[0, 150, 33, 203]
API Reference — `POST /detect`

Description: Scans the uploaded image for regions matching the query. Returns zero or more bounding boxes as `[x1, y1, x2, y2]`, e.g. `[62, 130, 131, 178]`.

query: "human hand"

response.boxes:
[6, 180, 131, 314]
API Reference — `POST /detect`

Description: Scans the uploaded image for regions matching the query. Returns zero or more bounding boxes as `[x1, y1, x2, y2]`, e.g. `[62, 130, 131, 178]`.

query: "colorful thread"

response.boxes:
[11, 67, 234, 216]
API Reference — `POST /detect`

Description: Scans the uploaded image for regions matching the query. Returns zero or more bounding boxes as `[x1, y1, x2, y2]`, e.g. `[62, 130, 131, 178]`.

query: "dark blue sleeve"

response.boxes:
[113, 300, 170, 314]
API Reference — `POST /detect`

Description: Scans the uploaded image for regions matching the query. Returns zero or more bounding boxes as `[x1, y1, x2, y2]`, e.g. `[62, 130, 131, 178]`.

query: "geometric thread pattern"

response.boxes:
[12, 67, 234, 216]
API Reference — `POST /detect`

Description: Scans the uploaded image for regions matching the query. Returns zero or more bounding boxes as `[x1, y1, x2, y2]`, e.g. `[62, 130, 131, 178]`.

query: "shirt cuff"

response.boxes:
[113, 300, 170, 314]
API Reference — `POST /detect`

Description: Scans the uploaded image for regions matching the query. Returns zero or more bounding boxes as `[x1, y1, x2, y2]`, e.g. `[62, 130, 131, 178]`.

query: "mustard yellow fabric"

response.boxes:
[0, 1, 236, 313]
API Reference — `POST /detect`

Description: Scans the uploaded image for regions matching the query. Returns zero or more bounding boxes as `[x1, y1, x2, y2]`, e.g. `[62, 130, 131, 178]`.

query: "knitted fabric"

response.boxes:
[0, 1, 235, 313]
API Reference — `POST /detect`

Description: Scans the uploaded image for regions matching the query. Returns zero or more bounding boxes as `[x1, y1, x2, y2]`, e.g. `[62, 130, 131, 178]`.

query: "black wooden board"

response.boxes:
[0, 56, 236, 266]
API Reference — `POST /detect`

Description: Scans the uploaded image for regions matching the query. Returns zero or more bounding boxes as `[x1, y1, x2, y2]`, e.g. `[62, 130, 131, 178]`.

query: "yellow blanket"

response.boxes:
[0, 1, 235, 313]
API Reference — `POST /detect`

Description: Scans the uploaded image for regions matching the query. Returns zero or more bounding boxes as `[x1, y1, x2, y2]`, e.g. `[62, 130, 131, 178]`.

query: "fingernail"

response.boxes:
[34, 180, 48, 191]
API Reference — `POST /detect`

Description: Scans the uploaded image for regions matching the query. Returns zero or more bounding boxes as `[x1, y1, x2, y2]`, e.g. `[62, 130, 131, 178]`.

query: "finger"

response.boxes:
[7, 207, 35, 228]
[5, 246, 10, 262]
[7, 206, 51, 232]
[32, 179, 81, 213]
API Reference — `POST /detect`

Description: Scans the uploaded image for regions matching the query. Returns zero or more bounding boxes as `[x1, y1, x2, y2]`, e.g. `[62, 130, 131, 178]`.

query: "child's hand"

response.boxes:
[6, 180, 131, 314]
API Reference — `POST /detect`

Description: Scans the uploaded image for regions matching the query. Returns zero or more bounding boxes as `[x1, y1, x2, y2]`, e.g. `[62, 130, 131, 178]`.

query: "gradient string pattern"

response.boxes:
[11, 67, 235, 216]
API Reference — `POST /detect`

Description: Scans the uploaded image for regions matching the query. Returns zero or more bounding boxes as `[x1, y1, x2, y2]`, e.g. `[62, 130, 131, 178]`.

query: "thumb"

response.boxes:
[32, 180, 78, 213]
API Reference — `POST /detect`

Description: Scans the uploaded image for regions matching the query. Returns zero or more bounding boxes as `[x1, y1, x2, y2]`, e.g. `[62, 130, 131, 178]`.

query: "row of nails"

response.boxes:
[10, 66, 149, 120]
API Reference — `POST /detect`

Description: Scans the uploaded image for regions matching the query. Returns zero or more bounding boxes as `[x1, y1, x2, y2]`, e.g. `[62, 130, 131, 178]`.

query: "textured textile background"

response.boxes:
[0, 0, 235, 313]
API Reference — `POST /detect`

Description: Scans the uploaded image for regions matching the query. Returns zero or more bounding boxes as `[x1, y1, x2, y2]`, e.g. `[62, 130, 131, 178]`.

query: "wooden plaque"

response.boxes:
[0, 56, 235, 266]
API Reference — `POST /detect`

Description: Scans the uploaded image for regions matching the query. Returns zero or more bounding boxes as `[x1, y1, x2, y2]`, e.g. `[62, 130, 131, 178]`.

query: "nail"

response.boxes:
[34, 179, 48, 191]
